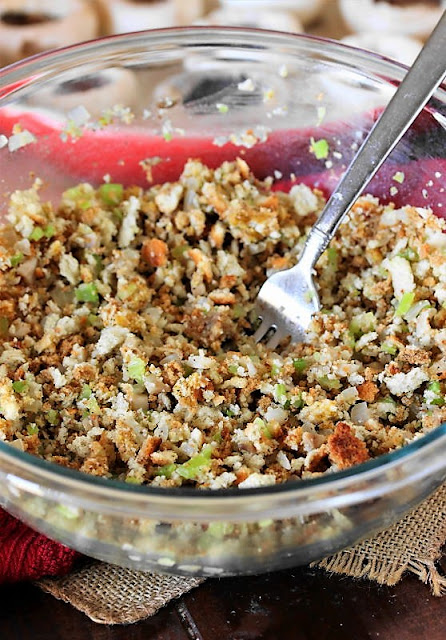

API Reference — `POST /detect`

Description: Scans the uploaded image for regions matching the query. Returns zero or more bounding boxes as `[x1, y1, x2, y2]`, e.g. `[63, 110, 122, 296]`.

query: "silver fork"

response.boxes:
[254, 11, 446, 351]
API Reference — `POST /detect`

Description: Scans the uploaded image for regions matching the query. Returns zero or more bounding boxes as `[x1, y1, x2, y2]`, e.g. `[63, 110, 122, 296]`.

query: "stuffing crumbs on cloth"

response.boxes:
[0, 158, 445, 489]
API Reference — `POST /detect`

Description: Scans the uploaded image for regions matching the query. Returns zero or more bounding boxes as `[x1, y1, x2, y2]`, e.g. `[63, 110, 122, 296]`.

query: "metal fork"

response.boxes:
[254, 11, 446, 350]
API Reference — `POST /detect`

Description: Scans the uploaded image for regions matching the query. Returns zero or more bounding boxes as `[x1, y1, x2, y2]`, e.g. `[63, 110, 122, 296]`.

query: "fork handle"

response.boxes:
[300, 10, 446, 268]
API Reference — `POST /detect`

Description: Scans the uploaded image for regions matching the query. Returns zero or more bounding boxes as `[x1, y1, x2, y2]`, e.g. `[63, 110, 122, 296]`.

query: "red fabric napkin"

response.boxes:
[0, 509, 79, 584]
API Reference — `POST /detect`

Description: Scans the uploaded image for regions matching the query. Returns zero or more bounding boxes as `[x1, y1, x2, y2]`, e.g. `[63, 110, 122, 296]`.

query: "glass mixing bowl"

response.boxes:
[0, 28, 445, 577]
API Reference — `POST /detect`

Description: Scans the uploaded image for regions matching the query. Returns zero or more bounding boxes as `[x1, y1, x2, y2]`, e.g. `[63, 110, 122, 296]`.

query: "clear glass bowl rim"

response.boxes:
[0, 26, 445, 519]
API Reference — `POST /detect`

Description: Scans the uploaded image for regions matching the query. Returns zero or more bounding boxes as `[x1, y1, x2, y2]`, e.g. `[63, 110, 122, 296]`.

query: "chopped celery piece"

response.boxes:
[395, 291, 415, 317]
[29, 226, 44, 241]
[397, 247, 418, 262]
[86, 396, 100, 414]
[318, 376, 341, 391]
[342, 331, 356, 349]
[56, 505, 79, 520]
[125, 476, 142, 485]
[293, 358, 308, 374]
[75, 282, 99, 304]
[127, 357, 146, 384]
[10, 252, 23, 267]
[232, 304, 245, 319]
[12, 380, 28, 393]
[155, 463, 177, 478]
[427, 381, 444, 406]
[291, 392, 304, 409]
[171, 244, 190, 260]
[47, 410, 59, 425]
[253, 417, 265, 428]
[27, 424, 38, 435]
[99, 183, 123, 206]
[271, 363, 281, 376]
[310, 137, 329, 160]
[228, 364, 239, 375]
[349, 312, 376, 337]
[274, 383, 287, 404]
[118, 281, 138, 300]
[381, 341, 397, 355]
[91, 254, 104, 274]
[182, 363, 194, 378]
[80, 384, 92, 400]
[64, 186, 94, 210]
[43, 224, 56, 238]
[392, 171, 405, 184]
[222, 408, 235, 417]
[177, 446, 213, 480]
[326, 247, 338, 269]
[87, 313, 101, 327]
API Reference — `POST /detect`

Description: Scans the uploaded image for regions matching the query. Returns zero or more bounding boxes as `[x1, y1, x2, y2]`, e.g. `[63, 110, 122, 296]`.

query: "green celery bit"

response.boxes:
[47, 410, 59, 425]
[342, 331, 356, 349]
[27, 424, 38, 435]
[10, 252, 23, 267]
[0, 317, 9, 336]
[99, 183, 123, 206]
[232, 304, 245, 319]
[125, 476, 142, 485]
[396, 291, 415, 317]
[177, 446, 213, 480]
[392, 171, 405, 184]
[87, 313, 101, 327]
[171, 244, 190, 260]
[64, 186, 94, 210]
[75, 282, 99, 304]
[228, 364, 239, 375]
[43, 224, 56, 238]
[93, 254, 103, 273]
[326, 247, 338, 269]
[127, 357, 146, 384]
[56, 505, 79, 520]
[155, 463, 177, 479]
[291, 392, 304, 409]
[86, 396, 100, 414]
[293, 358, 308, 374]
[12, 380, 28, 393]
[222, 408, 235, 418]
[349, 312, 376, 337]
[318, 376, 341, 391]
[118, 281, 138, 301]
[310, 137, 329, 160]
[271, 363, 281, 376]
[398, 247, 419, 262]
[274, 383, 287, 405]
[29, 226, 44, 241]
[427, 381, 444, 406]
[80, 384, 92, 400]
[182, 363, 194, 378]
[381, 341, 397, 355]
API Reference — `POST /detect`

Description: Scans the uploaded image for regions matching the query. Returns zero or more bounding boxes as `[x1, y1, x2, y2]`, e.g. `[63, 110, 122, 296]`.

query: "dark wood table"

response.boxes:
[2, 560, 446, 640]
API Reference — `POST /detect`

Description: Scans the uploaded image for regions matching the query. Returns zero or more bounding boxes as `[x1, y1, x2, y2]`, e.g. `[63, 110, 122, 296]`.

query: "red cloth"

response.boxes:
[0, 508, 79, 584]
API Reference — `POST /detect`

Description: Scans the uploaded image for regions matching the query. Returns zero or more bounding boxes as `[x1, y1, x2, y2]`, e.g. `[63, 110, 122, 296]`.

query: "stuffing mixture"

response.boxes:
[0, 158, 445, 489]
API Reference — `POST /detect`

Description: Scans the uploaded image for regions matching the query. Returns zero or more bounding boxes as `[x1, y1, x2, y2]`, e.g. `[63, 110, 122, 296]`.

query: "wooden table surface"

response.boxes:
[2, 559, 446, 640]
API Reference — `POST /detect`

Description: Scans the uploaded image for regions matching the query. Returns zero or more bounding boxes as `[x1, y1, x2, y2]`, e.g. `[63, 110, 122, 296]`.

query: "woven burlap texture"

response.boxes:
[38, 484, 446, 625]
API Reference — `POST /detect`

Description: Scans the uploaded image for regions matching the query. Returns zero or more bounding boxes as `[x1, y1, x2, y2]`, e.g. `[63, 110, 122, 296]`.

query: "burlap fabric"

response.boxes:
[37, 484, 446, 625]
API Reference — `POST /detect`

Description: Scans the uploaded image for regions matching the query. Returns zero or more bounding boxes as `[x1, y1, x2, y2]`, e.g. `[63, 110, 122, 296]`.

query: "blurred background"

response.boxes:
[0, 0, 442, 70]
